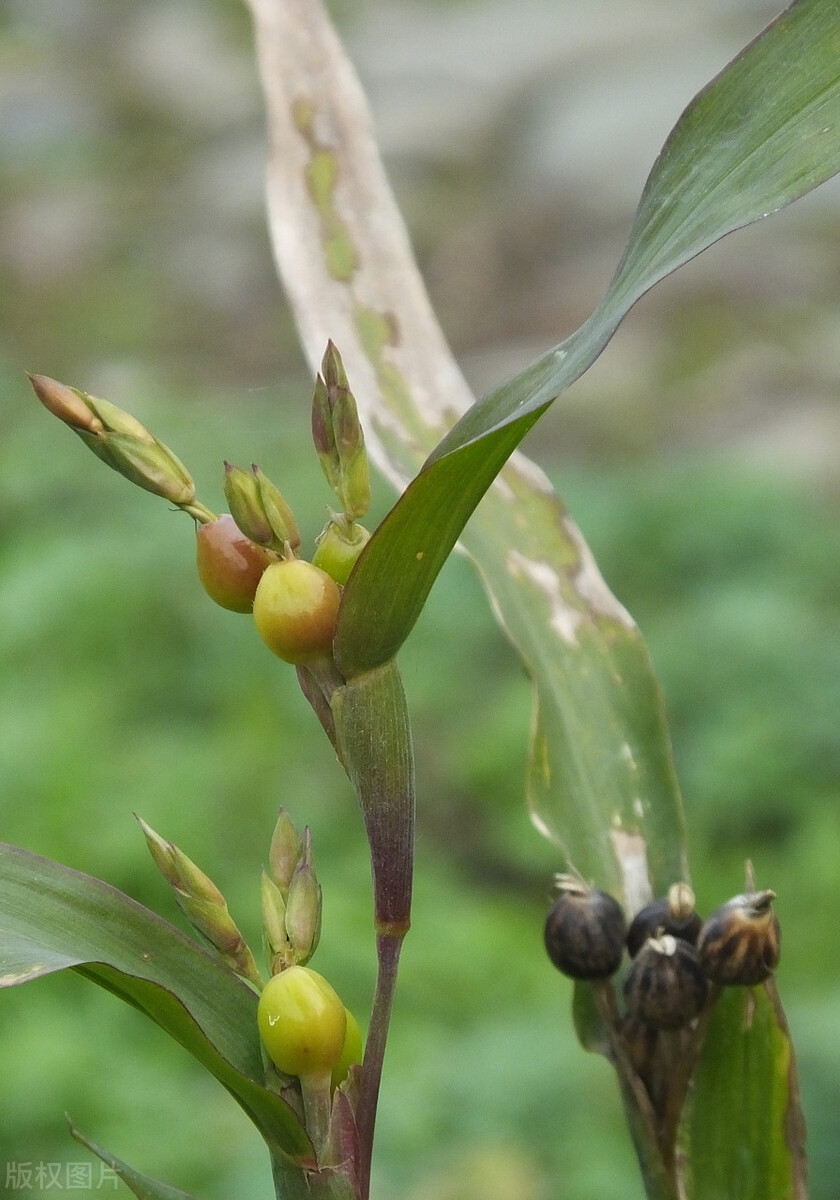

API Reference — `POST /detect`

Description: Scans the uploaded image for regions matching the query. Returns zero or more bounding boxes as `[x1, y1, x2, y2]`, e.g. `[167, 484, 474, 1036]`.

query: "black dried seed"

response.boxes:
[697, 890, 780, 986]
[623, 935, 708, 1030]
[544, 882, 626, 981]
[626, 882, 702, 957]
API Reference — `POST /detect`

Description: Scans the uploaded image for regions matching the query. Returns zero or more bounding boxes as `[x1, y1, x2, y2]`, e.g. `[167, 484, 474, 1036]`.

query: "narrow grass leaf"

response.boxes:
[0, 844, 312, 1161]
[341, 0, 840, 670]
[68, 1122, 201, 1200]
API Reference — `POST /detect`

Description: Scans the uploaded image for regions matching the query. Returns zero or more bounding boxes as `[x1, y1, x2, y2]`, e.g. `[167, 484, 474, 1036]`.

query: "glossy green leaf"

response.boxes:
[684, 982, 807, 1200]
[0, 844, 312, 1162]
[68, 1122, 201, 1200]
[337, 0, 840, 673]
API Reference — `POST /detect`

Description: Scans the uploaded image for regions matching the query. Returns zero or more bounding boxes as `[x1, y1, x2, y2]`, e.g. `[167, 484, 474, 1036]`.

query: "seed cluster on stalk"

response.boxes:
[543, 871, 782, 1141]
[544, 876, 781, 1031]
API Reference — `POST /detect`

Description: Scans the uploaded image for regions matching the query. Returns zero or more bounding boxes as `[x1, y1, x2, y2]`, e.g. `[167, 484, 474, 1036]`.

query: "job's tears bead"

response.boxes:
[697, 890, 780, 986]
[626, 882, 702, 958]
[623, 934, 708, 1030]
[544, 878, 626, 980]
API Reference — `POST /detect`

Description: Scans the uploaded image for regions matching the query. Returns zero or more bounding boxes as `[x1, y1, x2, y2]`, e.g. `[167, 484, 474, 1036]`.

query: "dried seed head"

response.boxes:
[544, 880, 626, 980]
[626, 882, 702, 957]
[623, 934, 709, 1030]
[697, 890, 780, 986]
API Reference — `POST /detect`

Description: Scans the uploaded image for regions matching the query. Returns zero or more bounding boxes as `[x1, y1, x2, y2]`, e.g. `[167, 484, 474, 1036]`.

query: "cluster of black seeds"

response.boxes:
[544, 878, 780, 1031]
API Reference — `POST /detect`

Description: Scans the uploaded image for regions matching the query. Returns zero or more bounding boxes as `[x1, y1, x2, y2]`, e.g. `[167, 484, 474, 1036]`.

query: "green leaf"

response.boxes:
[68, 1121, 201, 1200]
[684, 982, 807, 1200]
[338, 0, 840, 674]
[0, 843, 312, 1163]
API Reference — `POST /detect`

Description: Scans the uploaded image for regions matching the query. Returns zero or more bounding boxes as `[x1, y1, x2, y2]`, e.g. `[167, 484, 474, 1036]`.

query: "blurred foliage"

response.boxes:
[1, 2, 840, 1199]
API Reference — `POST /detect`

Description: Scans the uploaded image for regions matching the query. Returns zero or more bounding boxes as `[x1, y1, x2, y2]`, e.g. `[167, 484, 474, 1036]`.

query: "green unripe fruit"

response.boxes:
[258, 966, 347, 1077]
[196, 514, 274, 612]
[252, 559, 341, 663]
[312, 523, 371, 586]
[331, 1007, 363, 1089]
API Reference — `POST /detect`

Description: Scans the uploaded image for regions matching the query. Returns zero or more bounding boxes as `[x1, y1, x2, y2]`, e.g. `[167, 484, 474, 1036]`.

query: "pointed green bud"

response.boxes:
[137, 815, 180, 887]
[253, 465, 301, 552]
[28, 374, 197, 507]
[285, 835, 322, 966]
[261, 869, 290, 974]
[83, 394, 158, 444]
[321, 339, 351, 397]
[337, 444, 370, 523]
[311, 374, 341, 492]
[223, 462, 300, 553]
[76, 430, 195, 505]
[268, 808, 303, 897]
[311, 342, 370, 521]
[224, 462, 273, 545]
[136, 816, 263, 987]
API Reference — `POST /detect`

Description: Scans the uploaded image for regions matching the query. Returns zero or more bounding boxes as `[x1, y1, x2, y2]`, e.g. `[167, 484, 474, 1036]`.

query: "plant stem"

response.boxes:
[299, 1069, 334, 1164]
[180, 499, 218, 524]
[592, 982, 679, 1200]
[657, 985, 722, 1160]
[356, 932, 403, 1200]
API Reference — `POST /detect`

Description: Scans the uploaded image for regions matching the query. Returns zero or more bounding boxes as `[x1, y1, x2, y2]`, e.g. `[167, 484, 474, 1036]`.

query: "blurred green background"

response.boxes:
[2, 1, 840, 1197]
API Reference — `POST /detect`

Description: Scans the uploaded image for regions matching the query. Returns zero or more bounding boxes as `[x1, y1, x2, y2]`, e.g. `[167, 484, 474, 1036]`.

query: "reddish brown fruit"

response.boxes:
[196, 514, 274, 613]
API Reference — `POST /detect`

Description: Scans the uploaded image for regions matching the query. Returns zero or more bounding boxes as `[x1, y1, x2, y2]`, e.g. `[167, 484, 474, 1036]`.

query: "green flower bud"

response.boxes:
[28, 374, 200, 508]
[261, 870, 289, 973]
[77, 430, 196, 505]
[311, 342, 370, 521]
[224, 462, 300, 553]
[254, 465, 301, 551]
[83, 394, 158, 443]
[268, 809, 303, 897]
[284, 841, 322, 967]
[137, 816, 262, 987]
[311, 374, 340, 493]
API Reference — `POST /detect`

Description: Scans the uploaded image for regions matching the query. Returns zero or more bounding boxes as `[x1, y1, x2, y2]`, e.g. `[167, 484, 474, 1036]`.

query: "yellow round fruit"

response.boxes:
[331, 1007, 364, 1089]
[258, 966, 347, 1077]
[252, 559, 341, 663]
